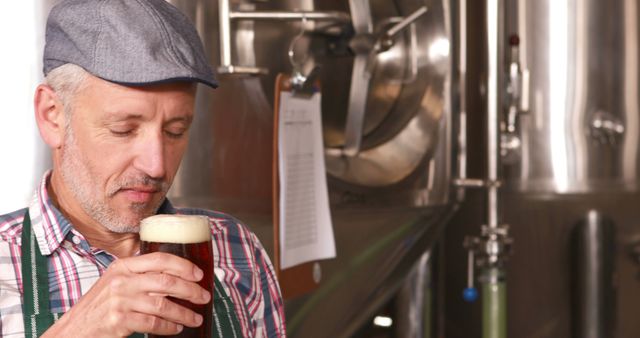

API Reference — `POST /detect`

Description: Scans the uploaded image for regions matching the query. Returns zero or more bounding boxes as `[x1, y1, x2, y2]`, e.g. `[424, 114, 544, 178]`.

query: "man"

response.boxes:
[0, 0, 286, 337]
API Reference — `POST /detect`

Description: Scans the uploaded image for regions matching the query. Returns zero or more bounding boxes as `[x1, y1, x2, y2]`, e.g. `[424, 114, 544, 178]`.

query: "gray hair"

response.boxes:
[44, 63, 89, 117]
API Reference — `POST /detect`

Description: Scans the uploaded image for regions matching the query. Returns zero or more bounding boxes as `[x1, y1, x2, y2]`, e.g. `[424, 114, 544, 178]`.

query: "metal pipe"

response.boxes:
[571, 210, 616, 338]
[486, 0, 502, 230]
[218, 0, 232, 69]
[456, 0, 468, 186]
[453, 178, 499, 188]
[483, 0, 506, 338]
[229, 10, 351, 23]
[385, 6, 428, 38]
[454, 179, 484, 188]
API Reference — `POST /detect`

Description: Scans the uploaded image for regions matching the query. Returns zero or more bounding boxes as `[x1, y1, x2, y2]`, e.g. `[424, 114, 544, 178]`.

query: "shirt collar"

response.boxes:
[28, 170, 176, 256]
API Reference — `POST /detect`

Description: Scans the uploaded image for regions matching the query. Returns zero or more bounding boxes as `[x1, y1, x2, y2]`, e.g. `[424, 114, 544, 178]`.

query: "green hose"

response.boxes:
[482, 267, 506, 338]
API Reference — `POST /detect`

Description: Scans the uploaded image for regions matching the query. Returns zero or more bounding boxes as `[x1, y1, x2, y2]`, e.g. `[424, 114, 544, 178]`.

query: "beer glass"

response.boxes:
[140, 215, 213, 338]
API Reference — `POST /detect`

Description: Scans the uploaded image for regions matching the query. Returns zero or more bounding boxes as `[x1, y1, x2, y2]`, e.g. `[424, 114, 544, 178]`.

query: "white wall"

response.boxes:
[0, 2, 55, 214]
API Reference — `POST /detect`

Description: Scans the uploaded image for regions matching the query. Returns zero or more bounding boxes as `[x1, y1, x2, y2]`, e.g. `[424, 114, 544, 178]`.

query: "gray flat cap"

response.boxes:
[44, 0, 218, 88]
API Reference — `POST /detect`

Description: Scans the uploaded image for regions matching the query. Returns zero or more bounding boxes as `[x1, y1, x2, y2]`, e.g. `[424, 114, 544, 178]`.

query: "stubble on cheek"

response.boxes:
[60, 121, 173, 233]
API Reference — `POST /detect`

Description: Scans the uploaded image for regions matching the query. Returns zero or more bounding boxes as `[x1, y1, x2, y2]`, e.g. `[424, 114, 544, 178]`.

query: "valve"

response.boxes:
[501, 33, 529, 163]
[462, 225, 512, 302]
[463, 248, 478, 302]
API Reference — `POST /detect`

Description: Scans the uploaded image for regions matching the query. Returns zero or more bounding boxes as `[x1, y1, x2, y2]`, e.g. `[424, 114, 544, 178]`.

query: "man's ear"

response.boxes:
[34, 84, 67, 149]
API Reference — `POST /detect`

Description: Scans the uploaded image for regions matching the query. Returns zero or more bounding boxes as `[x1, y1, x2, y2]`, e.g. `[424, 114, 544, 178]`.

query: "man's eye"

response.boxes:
[165, 129, 186, 138]
[110, 129, 133, 137]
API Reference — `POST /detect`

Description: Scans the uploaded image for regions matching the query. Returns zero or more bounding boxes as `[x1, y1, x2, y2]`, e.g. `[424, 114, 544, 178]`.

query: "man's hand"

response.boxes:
[41, 252, 211, 338]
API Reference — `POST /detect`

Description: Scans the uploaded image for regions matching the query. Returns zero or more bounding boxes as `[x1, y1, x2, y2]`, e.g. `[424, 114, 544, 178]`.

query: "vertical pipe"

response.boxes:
[218, 0, 232, 68]
[456, 0, 468, 186]
[484, 0, 506, 337]
[486, 0, 502, 229]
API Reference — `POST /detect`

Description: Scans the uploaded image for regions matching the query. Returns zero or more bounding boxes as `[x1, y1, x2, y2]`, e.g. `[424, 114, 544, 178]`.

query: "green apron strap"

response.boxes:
[20, 211, 147, 338]
[21, 210, 55, 338]
[212, 276, 243, 338]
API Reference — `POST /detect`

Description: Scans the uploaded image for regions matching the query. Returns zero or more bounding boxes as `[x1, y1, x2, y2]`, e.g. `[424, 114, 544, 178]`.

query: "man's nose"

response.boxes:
[134, 132, 166, 179]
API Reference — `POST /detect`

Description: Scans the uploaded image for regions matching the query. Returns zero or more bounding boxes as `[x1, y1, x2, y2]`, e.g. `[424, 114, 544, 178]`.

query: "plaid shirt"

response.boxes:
[0, 172, 286, 337]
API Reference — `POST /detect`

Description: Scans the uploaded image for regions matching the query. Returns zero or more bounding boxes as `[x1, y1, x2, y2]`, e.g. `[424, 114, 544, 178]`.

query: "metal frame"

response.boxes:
[218, 0, 351, 75]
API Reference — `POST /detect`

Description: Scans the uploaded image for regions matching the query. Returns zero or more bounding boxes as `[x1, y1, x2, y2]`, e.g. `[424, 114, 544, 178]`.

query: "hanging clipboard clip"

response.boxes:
[288, 15, 320, 97]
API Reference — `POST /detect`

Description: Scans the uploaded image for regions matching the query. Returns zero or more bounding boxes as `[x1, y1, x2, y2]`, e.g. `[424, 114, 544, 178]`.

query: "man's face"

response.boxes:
[59, 75, 196, 233]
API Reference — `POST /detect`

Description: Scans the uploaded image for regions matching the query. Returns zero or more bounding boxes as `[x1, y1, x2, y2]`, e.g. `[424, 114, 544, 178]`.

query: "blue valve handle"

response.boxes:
[463, 287, 478, 302]
[464, 249, 477, 302]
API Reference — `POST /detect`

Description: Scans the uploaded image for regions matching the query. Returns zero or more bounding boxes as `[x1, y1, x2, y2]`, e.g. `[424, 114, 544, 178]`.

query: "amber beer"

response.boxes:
[140, 215, 213, 338]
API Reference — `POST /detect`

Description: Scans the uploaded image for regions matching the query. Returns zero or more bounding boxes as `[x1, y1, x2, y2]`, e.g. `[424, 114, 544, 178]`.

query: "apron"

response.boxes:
[20, 211, 243, 338]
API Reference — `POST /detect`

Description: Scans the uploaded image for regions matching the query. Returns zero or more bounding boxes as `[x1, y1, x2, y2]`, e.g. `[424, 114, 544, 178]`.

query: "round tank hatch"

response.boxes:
[319, 0, 450, 187]
[242, 0, 450, 188]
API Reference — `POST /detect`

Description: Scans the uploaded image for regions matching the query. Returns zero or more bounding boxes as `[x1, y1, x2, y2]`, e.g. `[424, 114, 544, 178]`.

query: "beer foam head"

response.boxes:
[139, 215, 210, 243]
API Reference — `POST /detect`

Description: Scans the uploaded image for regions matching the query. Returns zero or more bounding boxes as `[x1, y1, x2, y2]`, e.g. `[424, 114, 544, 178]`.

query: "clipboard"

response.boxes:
[272, 73, 321, 299]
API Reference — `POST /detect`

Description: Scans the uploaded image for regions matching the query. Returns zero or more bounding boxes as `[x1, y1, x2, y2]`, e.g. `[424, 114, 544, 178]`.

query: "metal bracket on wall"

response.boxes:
[342, 3, 428, 156]
[217, 0, 351, 75]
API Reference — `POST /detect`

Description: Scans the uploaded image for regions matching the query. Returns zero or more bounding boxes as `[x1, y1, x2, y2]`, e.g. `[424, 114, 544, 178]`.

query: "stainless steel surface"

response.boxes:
[571, 210, 616, 338]
[466, 249, 474, 288]
[230, 10, 351, 21]
[342, 50, 370, 156]
[288, 208, 454, 338]
[501, 36, 527, 164]
[253, 0, 453, 199]
[444, 192, 640, 338]
[321, 0, 452, 190]
[504, 0, 640, 193]
[395, 251, 433, 338]
[443, 1, 640, 337]
[464, 7, 512, 338]
[217, 64, 269, 75]
[453, 178, 490, 188]
[343, 0, 373, 157]
[454, 0, 467, 203]
[218, 0, 350, 75]
[166, 0, 458, 337]
[218, 0, 232, 72]
[589, 111, 625, 145]
[343, 5, 429, 157]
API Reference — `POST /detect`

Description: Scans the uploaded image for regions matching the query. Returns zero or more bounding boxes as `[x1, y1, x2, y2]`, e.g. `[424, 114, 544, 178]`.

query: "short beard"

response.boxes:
[59, 123, 167, 233]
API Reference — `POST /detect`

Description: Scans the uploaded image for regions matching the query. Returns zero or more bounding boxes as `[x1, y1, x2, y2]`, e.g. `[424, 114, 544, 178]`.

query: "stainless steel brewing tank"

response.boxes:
[166, 0, 457, 337]
[504, 0, 640, 193]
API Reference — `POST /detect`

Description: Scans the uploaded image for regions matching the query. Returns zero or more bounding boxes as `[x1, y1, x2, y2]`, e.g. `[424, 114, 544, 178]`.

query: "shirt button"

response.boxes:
[72, 236, 81, 245]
